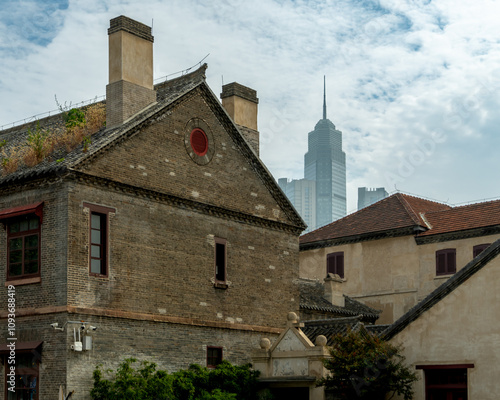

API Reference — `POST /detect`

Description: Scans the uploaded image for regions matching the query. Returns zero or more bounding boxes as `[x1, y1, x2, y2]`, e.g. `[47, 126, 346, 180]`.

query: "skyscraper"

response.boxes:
[280, 78, 347, 232]
[304, 77, 346, 228]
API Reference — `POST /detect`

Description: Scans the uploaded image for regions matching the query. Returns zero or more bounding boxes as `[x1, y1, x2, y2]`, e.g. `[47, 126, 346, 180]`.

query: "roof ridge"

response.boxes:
[394, 193, 423, 226]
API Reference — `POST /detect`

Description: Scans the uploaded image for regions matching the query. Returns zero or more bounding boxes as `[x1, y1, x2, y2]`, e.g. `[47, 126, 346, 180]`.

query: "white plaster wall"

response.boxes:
[390, 254, 500, 399]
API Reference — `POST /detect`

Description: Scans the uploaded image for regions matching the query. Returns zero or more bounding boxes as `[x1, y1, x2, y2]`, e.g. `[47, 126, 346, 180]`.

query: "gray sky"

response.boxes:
[1, 0, 499, 213]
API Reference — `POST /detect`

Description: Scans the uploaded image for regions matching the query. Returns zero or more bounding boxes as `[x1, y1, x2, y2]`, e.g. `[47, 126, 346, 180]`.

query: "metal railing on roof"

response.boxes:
[0, 95, 106, 132]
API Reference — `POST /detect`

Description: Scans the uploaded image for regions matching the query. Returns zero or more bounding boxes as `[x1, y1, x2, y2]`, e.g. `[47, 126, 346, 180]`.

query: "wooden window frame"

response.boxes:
[417, 364, 472, 400]
[214, 237, 227, 288]
[473, 243, 491, 258]
[84, 203, 114, 277]
[327, 251, 344, 279]
[2, 348, 41, 400]
[207, 346, 223, 368]
[0, 203, 44, 283]
[435, 248, 456, 276]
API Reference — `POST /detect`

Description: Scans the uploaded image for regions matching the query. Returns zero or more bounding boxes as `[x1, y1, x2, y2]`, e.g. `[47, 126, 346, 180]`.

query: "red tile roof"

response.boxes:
[300, 193, 451, 244]
[418, 199, 500, 236]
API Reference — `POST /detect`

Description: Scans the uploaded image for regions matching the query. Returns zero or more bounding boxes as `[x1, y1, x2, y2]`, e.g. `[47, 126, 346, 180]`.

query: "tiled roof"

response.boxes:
[300, 193, 450, 245]
[298, 279, 380, 321]
[0, 65, 208, 186]
[384, 238, 500, 339]
[301, 317, 387, 344]
[302, 317, 363, 345]
[300, 193, 500, 246]
[418, 199, 500, 237]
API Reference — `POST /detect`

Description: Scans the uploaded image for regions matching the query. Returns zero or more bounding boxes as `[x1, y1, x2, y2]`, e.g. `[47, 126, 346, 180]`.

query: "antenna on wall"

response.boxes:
[222, 75, 224, 86]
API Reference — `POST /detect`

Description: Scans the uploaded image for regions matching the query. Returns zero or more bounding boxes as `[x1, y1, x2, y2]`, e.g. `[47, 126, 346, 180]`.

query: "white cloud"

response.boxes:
[1, 0, 499, 212]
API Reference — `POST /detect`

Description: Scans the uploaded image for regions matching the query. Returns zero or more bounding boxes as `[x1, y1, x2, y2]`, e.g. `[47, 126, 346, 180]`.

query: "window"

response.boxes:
[214, 237, 227, 286]
[327, 251, 344, 278]
[417, 364, 472, 400]
[473, 243, 491, 258]
[84, 203, 114, 277]
[436, 249, 456, 276]
[0, 202, 43, 282]
[207, 346, 223, 368]
[1, 342, 42, 400]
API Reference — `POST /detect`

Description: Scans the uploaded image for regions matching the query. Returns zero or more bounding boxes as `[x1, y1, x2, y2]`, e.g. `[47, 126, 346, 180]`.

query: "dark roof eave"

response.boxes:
[415, 224, 500, 245]
[300, 225, 424, 250]
[0, 165, 68, 188]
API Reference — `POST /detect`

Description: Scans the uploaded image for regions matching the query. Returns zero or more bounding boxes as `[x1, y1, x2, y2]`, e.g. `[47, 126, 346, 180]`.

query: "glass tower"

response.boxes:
[304, 77, 346, 228]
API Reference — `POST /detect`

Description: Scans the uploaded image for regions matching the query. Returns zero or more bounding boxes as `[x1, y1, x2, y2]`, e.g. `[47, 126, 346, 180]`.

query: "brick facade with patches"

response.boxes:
[0, 16, 305, 400]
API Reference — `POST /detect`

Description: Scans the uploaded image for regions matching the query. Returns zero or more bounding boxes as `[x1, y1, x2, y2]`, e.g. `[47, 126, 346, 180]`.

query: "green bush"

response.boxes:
[91, 359, 261, 400]
[317, 329, 418, 400]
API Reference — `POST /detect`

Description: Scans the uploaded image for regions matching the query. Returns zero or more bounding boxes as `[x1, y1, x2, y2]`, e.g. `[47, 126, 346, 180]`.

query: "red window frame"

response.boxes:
[417, 364, 472, 400]
[473, 243, 491, 258]
[207, 346, 223, 368]
[436, 248, 456, 276]
[327, 251, 344, 278]
[84, 203, 114, 277]
[6, 216, 41, 281]
[214, 237, 227, 286]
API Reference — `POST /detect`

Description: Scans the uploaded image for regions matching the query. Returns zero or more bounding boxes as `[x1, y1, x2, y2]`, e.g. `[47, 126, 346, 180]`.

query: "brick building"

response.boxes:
[0, 16, 305, 399]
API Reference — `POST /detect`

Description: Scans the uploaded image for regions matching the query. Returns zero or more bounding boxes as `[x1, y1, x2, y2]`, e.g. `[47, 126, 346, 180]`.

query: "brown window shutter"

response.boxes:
[337, 253, 344, 279]
[436, 251, 446, 275]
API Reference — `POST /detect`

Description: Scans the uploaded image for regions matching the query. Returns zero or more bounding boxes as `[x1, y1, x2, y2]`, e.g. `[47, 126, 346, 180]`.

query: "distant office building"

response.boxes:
[358, 187, 388, 210]
[280, 77, 347, 232]
[279, 178, 316, 233]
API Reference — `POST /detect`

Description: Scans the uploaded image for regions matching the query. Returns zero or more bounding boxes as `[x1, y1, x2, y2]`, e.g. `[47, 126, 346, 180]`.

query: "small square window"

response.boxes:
[473, 243, 491, 258]
[207, 347, 223, 368]
[327, 252, 344, 278]
[436, 249, 456, 276]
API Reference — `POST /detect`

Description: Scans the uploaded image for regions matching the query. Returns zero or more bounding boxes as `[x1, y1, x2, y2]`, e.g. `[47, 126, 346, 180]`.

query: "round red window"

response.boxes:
[190, 128, 208, 156]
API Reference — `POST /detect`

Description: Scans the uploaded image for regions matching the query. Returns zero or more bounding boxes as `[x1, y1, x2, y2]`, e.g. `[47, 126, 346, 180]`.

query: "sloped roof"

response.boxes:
[418, 199, 500, 237]
[300, 192, 500, 247]
[0, 64, 305, 231]
[298, 279, 380, 321]
[302, 316, 364, 345]
[383, 238, 500, 339]
[300, 193, 450, 246]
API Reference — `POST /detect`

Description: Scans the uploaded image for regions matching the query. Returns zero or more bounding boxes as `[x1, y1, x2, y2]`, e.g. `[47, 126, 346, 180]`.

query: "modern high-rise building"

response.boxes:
[358, 187, 388, 210]
[278, 178, 316, 233]
[280, 77, 347, 232]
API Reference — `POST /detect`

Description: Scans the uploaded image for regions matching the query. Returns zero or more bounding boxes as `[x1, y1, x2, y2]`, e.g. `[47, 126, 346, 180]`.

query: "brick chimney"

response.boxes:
[106, 16, 156, 128]
[220, 83, 259, 155]
[324, 274, 345, 307]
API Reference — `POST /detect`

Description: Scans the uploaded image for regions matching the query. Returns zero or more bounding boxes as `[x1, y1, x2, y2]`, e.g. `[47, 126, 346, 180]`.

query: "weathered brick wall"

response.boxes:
[77, 87, 290, 225]
[67, 181, 299, 328]
[0, 313, 67, 400]
[0, 181, 68, 309]
[65, 313, 278, 400]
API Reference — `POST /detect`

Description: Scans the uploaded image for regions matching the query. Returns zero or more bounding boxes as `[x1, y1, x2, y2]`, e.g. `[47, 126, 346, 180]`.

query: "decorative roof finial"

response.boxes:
[323, 75, 327, 120]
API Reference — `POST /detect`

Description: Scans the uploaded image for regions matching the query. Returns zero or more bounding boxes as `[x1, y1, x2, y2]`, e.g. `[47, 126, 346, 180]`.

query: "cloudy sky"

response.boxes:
[1, 0, 499, 213]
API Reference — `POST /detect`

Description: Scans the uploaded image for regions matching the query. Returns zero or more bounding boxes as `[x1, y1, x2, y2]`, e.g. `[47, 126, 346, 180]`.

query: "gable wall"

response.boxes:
[77, 88, 291, 225]
[300, 233, 500, 324]
[390, 254, 500, 399]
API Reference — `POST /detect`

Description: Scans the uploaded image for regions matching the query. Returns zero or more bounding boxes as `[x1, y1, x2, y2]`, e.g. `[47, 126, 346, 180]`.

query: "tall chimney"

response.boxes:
[106, 16, 156, 128]
[220, 83, 259, 155]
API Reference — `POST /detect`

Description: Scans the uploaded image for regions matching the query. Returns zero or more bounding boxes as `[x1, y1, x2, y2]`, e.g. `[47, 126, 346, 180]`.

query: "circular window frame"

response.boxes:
[184, 118, 215, 165]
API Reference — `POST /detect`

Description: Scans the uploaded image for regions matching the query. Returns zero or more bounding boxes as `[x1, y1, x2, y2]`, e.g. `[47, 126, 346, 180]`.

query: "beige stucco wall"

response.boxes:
[390, 253, 500, 399]
[300, 233, 500, 323]
[109, 30, 153, 88]
[221, 96, 258, 130]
